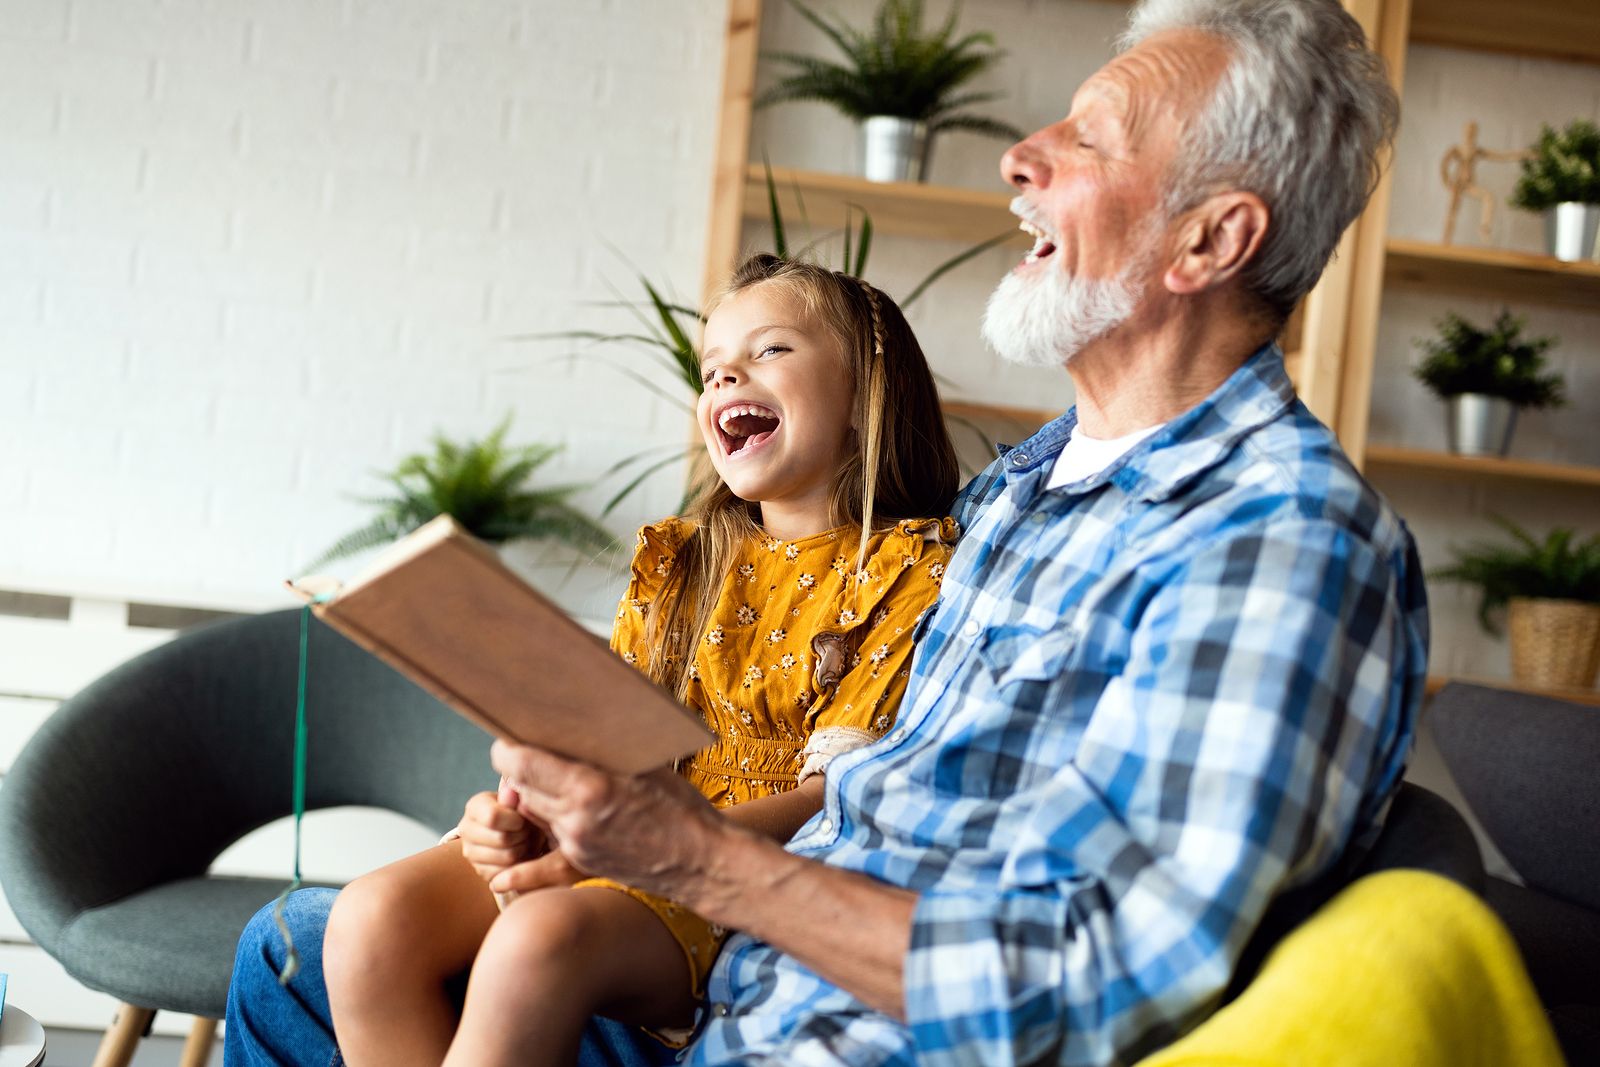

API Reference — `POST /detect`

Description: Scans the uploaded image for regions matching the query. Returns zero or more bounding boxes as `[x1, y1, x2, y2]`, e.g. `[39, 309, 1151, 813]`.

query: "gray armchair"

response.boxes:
[0, 609, 496, 1067]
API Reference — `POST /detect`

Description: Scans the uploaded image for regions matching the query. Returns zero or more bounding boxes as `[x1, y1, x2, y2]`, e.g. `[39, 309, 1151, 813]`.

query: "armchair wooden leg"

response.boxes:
[179, 1017, 220, 1067]
[90, 1003, 155, 1067]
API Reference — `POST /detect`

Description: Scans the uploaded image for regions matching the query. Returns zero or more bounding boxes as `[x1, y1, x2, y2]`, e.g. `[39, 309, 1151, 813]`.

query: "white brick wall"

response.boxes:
[2, 0, 724, 624]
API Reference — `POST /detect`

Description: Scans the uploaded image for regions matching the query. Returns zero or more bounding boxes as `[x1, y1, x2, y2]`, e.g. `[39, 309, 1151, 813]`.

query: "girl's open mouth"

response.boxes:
[717, 403, 781, 459]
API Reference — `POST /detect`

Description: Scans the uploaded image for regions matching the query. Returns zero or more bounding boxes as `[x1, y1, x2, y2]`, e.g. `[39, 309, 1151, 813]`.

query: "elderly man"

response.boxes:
[227, 0, 1425, 1063]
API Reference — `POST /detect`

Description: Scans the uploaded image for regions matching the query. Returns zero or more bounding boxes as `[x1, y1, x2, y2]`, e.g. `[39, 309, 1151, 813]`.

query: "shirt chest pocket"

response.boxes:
[975, 624, 1079, 691]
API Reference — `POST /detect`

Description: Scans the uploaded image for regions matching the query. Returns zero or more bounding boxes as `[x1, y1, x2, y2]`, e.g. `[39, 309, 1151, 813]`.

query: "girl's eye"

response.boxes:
[758, 344, 788, 359]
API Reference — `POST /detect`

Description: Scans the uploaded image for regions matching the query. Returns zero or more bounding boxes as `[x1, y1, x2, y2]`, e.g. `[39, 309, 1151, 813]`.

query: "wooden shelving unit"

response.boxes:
[1385, 238, 1600, 310]
[1408, 0, 1600, 67]
[1365, 445, 1600, 488]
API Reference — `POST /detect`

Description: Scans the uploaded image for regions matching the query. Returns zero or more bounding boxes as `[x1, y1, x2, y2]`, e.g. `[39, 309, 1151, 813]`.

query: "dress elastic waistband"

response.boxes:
[684, 735, 805, 783]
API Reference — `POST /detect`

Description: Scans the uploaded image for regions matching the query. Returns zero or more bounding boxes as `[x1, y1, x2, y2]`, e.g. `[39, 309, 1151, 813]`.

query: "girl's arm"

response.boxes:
[718, 775, 825, 842]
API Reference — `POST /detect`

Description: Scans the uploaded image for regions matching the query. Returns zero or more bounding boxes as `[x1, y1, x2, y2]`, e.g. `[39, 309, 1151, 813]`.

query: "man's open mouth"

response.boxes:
[717, 403, 781, 456]
[1019, 217, 1057, 266]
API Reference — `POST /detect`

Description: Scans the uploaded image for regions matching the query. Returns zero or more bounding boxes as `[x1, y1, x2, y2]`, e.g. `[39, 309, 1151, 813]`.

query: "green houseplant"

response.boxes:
[1411, 310, 1563, 457]
[757, 0, 1024, 183]
[1433, 518, 1600, 689]
[305, 418, 614, 570]
[1510, 119, 1600, 261]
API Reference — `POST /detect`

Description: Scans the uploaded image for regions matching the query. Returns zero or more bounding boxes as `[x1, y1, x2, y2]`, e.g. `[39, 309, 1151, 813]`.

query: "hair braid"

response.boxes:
[857, 277, 887, 365]
[852, 275, 888, 575]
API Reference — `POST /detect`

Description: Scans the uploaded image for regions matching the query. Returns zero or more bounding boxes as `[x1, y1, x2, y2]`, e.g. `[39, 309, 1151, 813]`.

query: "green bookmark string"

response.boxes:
[273, 597, 329, 985]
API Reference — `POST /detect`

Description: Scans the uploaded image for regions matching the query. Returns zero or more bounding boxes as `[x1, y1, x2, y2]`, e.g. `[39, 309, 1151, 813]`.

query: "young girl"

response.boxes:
[322, 253, 961, 1066]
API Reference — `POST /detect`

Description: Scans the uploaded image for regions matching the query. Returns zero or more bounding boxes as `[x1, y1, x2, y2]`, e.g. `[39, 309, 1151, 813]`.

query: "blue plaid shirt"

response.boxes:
[689, 345, 1429, 1066]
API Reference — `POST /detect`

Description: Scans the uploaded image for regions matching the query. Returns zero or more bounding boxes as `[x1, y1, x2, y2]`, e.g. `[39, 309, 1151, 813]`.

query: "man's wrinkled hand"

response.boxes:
[489, 739, 723, 899]
[488, 848, 588, 895]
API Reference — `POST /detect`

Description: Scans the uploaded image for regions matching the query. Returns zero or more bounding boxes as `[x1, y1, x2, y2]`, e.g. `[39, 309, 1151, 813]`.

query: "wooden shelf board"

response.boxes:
[1426, 674, 1600, 708]
[1364, 444, 1600, 488]
[1409, 0, 1600, 67]
[742, 165, 1026, 246]
[942, 399, 1058, 427]
[1384, 238, 1600, 309]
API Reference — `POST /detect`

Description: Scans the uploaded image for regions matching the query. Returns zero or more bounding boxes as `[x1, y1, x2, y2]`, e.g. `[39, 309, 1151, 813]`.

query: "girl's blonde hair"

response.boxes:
[643, 253, 958, 700]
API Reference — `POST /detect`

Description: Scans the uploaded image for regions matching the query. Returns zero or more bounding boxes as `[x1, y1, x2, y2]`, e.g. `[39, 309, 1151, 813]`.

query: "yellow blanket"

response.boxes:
[1138, 869, 1564, 1066]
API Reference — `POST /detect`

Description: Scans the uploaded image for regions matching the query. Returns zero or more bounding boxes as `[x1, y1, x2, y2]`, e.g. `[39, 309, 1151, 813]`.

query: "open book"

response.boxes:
[287, 515, 712, 775]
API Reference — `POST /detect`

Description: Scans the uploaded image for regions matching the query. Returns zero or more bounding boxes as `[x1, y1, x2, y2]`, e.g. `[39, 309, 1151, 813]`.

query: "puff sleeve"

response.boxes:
[608, 518, 691, 668]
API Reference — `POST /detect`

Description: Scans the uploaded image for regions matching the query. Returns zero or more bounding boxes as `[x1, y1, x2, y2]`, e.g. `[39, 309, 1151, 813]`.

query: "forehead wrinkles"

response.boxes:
[1097, 35, 1229, 149]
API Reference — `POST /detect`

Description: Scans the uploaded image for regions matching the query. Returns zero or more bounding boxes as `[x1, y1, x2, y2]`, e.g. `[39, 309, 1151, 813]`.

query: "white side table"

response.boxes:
[0, 1005, 46, 1067]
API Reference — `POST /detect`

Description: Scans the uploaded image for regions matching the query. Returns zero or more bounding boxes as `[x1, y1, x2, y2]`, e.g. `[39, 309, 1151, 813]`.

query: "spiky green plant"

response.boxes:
[1511, 120, 1600, 212]
[757, 0, 1023, 141]
[1432, 517, 1600, 635]
[1412, 310, 1564, 409]
[304, 418, 614, 570]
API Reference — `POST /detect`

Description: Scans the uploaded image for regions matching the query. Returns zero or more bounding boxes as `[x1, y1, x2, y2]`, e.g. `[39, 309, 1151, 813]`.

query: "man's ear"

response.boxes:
[1163, 192, 1270, 296]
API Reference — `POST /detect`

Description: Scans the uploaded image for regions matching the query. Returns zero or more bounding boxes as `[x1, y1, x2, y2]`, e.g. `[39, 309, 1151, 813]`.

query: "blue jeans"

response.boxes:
[225, 887, 679, 1067]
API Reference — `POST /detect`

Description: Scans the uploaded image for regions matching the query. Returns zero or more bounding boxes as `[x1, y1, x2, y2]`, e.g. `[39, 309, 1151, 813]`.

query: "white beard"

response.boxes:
[981, 259, 1143, 369]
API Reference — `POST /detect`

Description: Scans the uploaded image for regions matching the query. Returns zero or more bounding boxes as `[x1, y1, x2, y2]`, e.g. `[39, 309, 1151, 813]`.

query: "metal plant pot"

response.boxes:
[1445, 393, 1517, 457]
[861, 116, 931, 183]
[1544, 202, 1600, 262]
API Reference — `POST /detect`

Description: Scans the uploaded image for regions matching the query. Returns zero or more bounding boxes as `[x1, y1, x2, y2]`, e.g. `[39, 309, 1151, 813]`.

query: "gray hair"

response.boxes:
[1120, 0, 1399, 318]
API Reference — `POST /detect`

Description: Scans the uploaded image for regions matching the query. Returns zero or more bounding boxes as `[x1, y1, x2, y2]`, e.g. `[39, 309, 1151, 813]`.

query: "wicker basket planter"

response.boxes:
[1508, 597, 1600, 689]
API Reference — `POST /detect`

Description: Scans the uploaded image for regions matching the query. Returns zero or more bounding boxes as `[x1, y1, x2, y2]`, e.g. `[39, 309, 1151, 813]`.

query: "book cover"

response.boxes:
[289, 516, 712, 775]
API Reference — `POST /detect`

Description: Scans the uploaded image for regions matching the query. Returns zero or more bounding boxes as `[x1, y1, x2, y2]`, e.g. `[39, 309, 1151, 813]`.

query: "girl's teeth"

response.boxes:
[718, 403, 776, 431]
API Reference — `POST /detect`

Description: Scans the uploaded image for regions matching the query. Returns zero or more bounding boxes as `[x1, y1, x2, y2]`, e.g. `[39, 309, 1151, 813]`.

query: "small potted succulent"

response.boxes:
[1411, 310, 1563, 457]
[1433, 518, 1600, 689]
[305, 418, 614, 570]
[756, 0, 1024, 183]
[1510, 119, 1600, 262]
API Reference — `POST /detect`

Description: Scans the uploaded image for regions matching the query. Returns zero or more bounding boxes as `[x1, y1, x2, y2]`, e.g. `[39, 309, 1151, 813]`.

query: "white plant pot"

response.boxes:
[861, 116, 931, 183]
[1544, 202, 1600, 262]
[1445, 393, 1517, 457]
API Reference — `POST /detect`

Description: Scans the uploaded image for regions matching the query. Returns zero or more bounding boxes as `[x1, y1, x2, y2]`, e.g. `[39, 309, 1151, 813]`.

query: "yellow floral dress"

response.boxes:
[577, 514, 958, 1013]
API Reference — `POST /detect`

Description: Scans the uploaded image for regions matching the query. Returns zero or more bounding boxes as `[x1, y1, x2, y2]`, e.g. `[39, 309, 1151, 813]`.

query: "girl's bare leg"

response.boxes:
[325, 840, 501, 1067]
[443, 886, 696, 1067]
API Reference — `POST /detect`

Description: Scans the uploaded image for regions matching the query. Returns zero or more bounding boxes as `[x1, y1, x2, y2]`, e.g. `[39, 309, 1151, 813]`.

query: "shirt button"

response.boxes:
[711, 1003, 730, 1017]
[890, 729, 907, 743]
[1032, 512, 1047, 525]
[963, 619, 980, 638]
[819, 818, 834, 835]
[1011, 452, 1029, 466]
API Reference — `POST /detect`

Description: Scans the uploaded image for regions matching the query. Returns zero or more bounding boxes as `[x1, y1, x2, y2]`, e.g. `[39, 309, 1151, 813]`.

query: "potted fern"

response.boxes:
[757, 0, 1023, 183]
[1433, 518, 1600, 689]
[1510, 119, 1600, 262]
[1412, 310, 1563, 457]
[305, 418, 614, 571]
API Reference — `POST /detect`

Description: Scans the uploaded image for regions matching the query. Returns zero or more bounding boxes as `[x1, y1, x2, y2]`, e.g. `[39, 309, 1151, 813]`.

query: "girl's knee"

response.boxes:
[326, 869, 422, 979]
[479, 889, 603, 975]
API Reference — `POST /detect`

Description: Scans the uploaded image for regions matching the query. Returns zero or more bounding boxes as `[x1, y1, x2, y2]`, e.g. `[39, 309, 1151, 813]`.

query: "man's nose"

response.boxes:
[1001, 134, 1051, 190]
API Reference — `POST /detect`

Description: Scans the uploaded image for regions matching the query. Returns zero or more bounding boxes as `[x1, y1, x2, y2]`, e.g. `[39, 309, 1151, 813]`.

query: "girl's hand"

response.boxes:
[457, 787, 544, 885]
